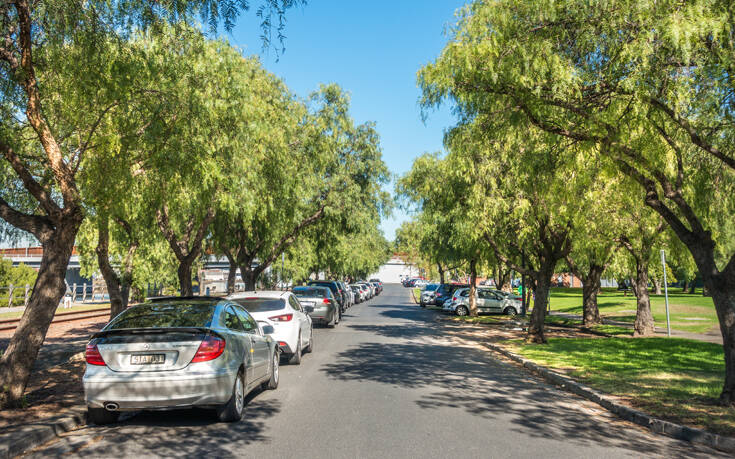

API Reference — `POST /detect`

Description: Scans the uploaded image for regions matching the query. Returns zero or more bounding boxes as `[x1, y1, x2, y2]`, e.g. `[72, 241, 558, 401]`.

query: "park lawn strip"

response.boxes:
[504, 337, 734, 436]
[447, 315, 505, 325]
[0, 303, 111, 321]
[543, 314, 632, 337]
[548, 287, 718, 334]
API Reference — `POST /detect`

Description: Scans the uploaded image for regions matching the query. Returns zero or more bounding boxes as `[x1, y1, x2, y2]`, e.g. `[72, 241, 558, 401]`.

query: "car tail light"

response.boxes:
[436, 293, 442, 297]
[269, 313, 293, 322]
[278, 341, 288, 347]
[192, 335, 226, 363]
[323, 298, 331, 304]
[85, 343, 106, 366]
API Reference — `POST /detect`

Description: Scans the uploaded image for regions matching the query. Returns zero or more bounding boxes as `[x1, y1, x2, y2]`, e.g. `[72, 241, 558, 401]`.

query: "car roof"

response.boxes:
[146, 296, 224, 303]
[227, 291, 290, 300]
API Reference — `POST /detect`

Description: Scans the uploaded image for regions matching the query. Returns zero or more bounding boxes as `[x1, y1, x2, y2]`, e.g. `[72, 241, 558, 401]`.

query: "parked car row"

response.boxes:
[441, 287, 522, 316]
[83, 278, 383, 425]
[417, 282, 522, 317]
[401, 277, 427, 288]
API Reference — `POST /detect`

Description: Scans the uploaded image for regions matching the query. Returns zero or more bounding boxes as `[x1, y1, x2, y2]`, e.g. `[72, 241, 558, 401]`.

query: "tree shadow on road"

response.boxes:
[71, 391, 281, 457]
[320, 330, 722, 458]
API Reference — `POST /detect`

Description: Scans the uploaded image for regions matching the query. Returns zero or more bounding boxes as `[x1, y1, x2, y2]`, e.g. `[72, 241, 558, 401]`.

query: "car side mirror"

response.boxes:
[262, 325, 275, 335]
[305, 306, 314, 313]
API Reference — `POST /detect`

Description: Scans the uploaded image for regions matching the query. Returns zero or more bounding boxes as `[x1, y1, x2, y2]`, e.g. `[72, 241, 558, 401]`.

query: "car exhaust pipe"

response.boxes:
[104, 402, 119, 411]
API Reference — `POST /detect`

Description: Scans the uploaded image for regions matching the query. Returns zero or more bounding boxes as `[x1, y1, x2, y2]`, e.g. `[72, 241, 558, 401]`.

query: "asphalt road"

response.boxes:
[29, 284, 726, 458]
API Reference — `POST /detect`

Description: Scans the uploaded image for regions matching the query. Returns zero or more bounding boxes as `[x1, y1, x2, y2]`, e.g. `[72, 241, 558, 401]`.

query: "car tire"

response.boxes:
[503, 306, 517, 317]
[456, 305, 469, 316]
[328, 312, 336, 328]
[264, 351, 279, 390]
[304, 328, 313, 354]
[87, 407, 120, 425]
[217, 371, 245, 422]
[288, 334, 302, 365]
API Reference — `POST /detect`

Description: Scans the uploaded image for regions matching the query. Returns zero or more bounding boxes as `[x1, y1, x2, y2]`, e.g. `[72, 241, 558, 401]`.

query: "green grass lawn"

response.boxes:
[506, 337, 733, 436]
[0, 303, 110, 321]
[543, 314, 632, 336]
[547, 287, 718, 334]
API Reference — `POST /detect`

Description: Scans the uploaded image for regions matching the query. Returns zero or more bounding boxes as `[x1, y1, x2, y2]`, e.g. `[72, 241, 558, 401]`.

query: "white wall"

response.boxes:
[369, 258, 417, 284]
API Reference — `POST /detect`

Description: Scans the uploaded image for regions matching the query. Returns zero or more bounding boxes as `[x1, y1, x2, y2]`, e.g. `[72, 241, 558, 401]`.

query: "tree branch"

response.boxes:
[0, 139, 61, 219]
[0, 196, 53, 241]
[646, 96, 735, 170]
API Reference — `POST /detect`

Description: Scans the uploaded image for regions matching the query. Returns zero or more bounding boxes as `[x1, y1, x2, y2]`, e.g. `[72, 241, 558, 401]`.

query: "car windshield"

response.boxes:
[231, 298, 285, 312]
[293, 287, 328, 298]
[106, 302, 216, 330]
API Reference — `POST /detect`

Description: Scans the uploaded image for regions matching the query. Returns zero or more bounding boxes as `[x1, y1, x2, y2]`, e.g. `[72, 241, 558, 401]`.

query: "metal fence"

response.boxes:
[0, 282, 102, 308]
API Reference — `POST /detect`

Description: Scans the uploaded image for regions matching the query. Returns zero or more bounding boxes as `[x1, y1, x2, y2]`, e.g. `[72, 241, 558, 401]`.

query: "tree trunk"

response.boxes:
[178, 261, 193, 296]
[468, 259, 478, 316]
[581, 264, 604, 327]
[226, 258, 237, 294]
[527, 274, 551, 344]
[709, 281, 735, 405]
[497, 268, 511, 292]
[689, 281, 697, 294]
[240, 266, 258, 291]
[681, 279, 688, 293]
[0, 218, 80, 407]
[653, 277, 662, 295]
[95, 216, 125, 319]
[438, 264, 445, 284]
[630, 262, 655, 336]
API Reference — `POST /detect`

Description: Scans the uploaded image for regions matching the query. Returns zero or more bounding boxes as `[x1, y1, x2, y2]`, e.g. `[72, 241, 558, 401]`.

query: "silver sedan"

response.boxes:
[83, 297, 280, 424]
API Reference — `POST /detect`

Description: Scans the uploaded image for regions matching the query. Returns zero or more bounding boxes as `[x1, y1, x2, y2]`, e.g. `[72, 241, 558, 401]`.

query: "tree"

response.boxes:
[0, 0, 304, 407]
[565, 182, 620, 327]
[418, 0, 735, 404]
[213, 84, 389, 290]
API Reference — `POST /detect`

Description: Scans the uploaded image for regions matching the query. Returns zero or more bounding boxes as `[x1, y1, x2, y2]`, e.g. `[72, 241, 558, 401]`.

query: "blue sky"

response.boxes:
[227, 1, 466, 241]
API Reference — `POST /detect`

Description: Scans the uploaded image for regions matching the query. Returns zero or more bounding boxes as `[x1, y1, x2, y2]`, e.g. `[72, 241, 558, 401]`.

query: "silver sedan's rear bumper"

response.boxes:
[84, 366, 235, 411]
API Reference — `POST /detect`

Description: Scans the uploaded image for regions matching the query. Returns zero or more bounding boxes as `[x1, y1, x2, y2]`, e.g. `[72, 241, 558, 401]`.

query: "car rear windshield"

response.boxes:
[309, 281, 337, 292]
[293, 287, 328, 298]
[425, 284, 439, 291]
[232, 298, 285, 312]
[106, 302, 216, 330]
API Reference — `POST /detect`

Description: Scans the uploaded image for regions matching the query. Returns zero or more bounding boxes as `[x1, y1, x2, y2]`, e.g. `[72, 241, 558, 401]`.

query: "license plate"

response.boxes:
[131, 354, 165, 365]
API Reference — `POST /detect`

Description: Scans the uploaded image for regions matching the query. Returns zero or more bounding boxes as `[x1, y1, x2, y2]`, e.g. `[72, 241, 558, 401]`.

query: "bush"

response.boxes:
[0, 259, 38, 307]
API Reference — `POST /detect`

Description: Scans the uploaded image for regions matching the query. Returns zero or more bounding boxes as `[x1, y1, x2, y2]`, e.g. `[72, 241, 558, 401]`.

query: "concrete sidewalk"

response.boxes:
[549, 311, 723, 344]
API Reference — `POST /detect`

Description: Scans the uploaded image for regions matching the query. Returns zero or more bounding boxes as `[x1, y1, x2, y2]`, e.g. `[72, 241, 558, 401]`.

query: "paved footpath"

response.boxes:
[29, 285, 727, 458]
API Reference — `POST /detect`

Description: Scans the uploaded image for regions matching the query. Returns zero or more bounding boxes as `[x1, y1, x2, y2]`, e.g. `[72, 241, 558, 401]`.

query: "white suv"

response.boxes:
[228, 291, 313, 364]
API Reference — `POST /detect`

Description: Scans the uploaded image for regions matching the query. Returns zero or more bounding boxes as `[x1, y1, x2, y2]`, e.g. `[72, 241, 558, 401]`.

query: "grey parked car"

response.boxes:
[448, 288, 522, 316]
[83, 297, 280, 425]
[292, 285, 340, 327]
[420, 283, 439, 307]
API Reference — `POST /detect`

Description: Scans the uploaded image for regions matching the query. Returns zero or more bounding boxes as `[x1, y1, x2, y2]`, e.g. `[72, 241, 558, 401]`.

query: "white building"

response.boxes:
[368, 256, 418, 284]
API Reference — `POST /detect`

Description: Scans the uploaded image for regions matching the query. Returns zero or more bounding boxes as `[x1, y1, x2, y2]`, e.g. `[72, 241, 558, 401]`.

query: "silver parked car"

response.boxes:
[448, 288, 522, 316]
[420, 283, 439, 307]
[83, 297, 280, 425]
[292, 285, 340, 327]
